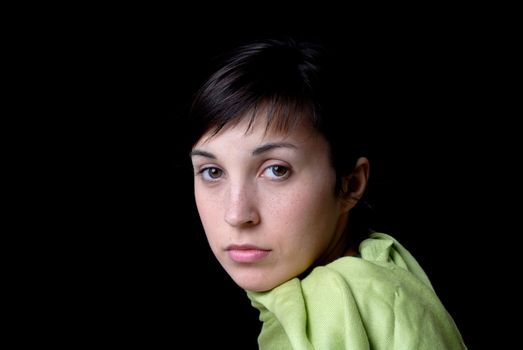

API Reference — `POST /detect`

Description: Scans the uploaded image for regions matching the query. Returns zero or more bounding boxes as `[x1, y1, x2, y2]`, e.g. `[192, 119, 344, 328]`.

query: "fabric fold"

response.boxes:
[247, 232, 466, 349]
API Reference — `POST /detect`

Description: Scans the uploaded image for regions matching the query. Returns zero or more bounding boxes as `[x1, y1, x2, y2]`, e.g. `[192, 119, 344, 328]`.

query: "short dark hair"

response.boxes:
[190, 38, 370, 191]
[189, 37, 373, 244]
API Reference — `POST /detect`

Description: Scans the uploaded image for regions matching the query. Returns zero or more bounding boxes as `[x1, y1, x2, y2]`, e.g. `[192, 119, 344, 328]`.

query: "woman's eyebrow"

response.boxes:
[252, 142, 297, 156]
[191, 142, 297, 159]
[190, 149, 216, 159]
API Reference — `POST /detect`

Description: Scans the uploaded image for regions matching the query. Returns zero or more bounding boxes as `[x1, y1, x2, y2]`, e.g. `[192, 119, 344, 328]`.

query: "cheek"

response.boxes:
[298, 190, 338, 232]
[194, 188, 222, 238]
[265, 176, 339, 239]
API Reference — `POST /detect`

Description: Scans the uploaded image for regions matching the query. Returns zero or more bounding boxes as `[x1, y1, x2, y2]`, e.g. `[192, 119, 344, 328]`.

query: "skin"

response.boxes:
[191, 115, 369, 292]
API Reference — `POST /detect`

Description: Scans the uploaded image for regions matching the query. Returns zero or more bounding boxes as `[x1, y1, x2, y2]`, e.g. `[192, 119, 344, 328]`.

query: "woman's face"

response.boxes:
[191, 115, 350, 292]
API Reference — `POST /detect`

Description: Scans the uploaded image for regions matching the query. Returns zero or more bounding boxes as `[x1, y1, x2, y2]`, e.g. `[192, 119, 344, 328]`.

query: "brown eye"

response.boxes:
[263, 165, 290, 179]
[271, 165, 288, 177]
[201, 167, 223, 181]
[208, 168, 222, 178]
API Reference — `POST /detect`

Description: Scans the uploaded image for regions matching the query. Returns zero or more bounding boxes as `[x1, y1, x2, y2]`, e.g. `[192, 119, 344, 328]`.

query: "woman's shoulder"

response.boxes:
[303, 232, 435, 308]
[305, 233, 466, 348]
[323, 232, 435, 292]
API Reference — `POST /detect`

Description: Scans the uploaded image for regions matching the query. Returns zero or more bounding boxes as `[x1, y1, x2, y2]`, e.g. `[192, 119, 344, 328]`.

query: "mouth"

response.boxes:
[226, 244, 271, 263]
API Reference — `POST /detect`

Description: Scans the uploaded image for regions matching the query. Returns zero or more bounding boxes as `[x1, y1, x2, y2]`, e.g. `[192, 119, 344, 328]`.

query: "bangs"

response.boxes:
[197, 96, 317, 144]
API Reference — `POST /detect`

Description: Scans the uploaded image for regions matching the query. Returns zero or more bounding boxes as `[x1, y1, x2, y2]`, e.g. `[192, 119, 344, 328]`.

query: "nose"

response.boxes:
[224, 184, 260, 227]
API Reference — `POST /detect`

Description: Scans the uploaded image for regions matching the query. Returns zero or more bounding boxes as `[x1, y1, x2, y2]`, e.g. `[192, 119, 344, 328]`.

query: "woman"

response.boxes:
[188, 38, 466, 349]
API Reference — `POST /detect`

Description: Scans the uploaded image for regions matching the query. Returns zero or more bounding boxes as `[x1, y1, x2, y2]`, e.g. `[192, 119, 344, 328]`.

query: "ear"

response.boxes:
[340, 157, 370, 213]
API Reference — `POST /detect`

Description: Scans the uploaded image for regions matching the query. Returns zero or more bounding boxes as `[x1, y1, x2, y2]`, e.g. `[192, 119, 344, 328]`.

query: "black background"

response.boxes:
[31, 8, 518, 349]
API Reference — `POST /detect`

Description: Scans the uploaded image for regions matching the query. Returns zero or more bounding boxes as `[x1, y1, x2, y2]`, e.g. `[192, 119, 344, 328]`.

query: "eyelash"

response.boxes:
[196, 164, 292, 182]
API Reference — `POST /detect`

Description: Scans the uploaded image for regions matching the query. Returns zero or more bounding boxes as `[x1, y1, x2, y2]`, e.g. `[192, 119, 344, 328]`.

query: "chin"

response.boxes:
[228, 271, 280, 292]
[226, 264, 305, 292]
[234, 278, 273, 292]
[231, 271, 295, 292]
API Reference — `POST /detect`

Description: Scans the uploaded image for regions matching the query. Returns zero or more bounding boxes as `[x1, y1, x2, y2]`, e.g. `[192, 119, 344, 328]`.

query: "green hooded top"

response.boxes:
[247, 233, 466, 349]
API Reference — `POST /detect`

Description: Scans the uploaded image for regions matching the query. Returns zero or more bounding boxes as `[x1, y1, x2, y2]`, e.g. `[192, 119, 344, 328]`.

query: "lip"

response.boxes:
[226, 244, 271, 263]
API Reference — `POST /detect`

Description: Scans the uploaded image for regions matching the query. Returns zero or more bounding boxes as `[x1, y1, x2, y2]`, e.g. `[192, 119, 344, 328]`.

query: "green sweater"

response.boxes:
[247, 233, 466, 349]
